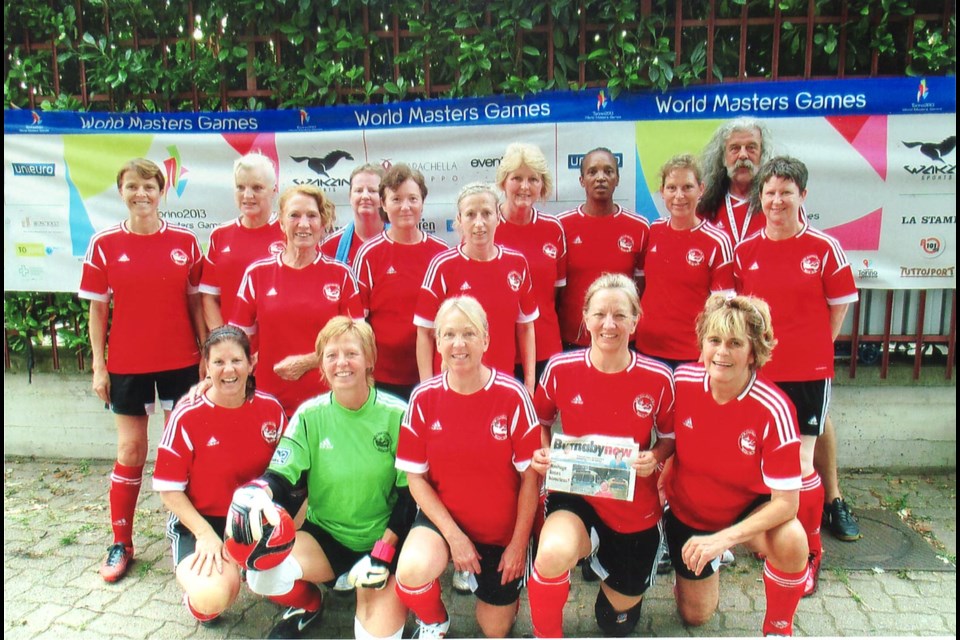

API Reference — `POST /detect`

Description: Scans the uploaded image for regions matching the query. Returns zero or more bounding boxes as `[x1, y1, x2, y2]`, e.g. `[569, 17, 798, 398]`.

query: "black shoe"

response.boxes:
[823, 498, 861, 541]
[267, 605, 324, 639]
[580, 558, 599, 582]
[657, 546, 673, 575]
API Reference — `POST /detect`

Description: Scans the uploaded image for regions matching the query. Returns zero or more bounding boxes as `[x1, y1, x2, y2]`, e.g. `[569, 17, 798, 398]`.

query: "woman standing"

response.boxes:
[231, 185, 364, 416]
[199, 153, 283, 333]
[226, 317, 411, 639]
[666, 295, 807, 636]
[395, 296, 541, 638]
[354, 163, 448, 400]
[79, 158, 205, 582]
[494, 143, 566, 381]
[527, 274, 675, 638]
[154, 326, 285, 624]
[414, 183, 539, 394]
[320, 164, 386, 266]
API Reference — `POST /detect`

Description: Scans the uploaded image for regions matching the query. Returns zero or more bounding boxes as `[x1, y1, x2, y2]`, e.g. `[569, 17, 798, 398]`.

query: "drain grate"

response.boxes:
[821, 509, 955, 572]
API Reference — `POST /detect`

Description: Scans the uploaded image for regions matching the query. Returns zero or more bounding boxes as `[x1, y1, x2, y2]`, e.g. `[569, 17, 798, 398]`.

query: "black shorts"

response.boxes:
[413, 511, 522, 606]
[299, 519, 402, 587]
[375, 381, 417, 402]
[664, 495, 770, 581]
[167, 513, 227, 567]
[545, 492, 661, 597]
[514, 360, 549, 389]
[775, 379, 830, 437]
[110, 364, 199, 416]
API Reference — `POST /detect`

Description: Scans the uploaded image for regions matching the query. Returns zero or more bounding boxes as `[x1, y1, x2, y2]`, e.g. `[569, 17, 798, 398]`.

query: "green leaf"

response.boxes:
[523, 45, 539, 57]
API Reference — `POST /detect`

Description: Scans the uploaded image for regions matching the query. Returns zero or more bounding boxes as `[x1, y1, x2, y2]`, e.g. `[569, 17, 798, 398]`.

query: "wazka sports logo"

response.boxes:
[163, 146, 189, 200]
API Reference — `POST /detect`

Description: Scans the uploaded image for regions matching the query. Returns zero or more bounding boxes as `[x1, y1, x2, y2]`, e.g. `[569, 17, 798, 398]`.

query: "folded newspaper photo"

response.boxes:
[545, 433, 639, 501]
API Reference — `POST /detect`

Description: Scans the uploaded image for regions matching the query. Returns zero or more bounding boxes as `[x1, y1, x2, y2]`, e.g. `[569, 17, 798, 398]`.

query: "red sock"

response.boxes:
[762, 561, 806, 636]
[395, 578, 447, 625]
[798, 472, 824, 560]
[268, 580, 323, 612]
[528, 567, 570, 638]
[184, 594, 220, 622]
[109, 462, 143, 548]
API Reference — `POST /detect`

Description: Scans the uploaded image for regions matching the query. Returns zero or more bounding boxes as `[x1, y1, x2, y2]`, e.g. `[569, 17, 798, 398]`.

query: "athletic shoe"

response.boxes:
[99, 543, 132, 583]
[823, 498, 862, 541]
[452, 569, 472, 594]
[656, 545, 673, 575]
[411, 617, 450, 639]
[580, 558, 599, 582]
[803, 553, 821, 598]
[267, 605, 323, 639]
[332, 571, 355, 594]
[720, 549, 736, 567]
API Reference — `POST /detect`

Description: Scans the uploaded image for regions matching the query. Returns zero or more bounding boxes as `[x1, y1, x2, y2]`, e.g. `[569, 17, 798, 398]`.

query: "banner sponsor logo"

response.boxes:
[567, 152, 624, 170]
[858, 259, 879, 280]
[12, 163, 55, 176]
[901, 215, 956, 225]
[920, 236, 945, 258]
[900, 266, 955, 278]
[20, 217, 61, 230]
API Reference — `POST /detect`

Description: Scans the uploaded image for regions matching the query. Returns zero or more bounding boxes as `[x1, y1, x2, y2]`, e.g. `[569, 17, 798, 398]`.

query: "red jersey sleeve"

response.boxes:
[187, 234, 203, 292]
[231, 263, 260, 334]
[198, 231, 222, 295]
[517, 258, 540, 323]
[654, 373, 676, 440]
[709, 231, 735, 294]
[413, 256, 445, 329]
[78, 233, 111, 302]
[153, 403, 194, 492]
[820, 239, 859, 306]
[396, 388, 430, 474]
[533, 362, 559, 427]
[354, 249, 374, 313]
[510, 384, 541, 470]
[556, 230, 568, 287]
[752, 381, 802, 491]
[337, 267, 365, 320]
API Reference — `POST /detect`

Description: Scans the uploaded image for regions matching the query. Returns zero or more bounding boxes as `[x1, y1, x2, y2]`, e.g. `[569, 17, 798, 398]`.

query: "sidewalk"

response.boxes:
[3, 458, 955, 638]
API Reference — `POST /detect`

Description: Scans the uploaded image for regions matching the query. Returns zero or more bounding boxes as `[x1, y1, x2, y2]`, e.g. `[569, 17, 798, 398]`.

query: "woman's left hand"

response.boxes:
[274, 355, 310, 381]
[633, 451, 659, 478]
[189, 530, 225, 577]
[498, 538, 528, 585]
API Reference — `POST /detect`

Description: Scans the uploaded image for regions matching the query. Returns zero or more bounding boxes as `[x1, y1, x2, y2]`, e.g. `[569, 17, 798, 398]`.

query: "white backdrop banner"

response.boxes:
[4, 77, 955, 292]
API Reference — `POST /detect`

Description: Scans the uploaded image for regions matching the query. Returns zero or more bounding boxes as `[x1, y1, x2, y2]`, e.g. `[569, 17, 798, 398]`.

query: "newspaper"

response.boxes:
[544, 433, 639, 501]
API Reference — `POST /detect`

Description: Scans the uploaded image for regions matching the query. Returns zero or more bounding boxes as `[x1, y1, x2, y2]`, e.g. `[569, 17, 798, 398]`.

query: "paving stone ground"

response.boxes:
[3, 458, 955, 638]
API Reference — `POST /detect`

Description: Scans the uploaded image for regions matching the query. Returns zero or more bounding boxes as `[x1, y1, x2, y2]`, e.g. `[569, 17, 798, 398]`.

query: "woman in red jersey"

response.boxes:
[666, 295, 808, 636]
[354, 163, 448, 400]
[200, 153, 284, 335]
[231, 185, 363, 416]
[154, 326, 285, 626]
[395, 296, 540, 638]
[79, 158, 205, 583]
[527, 273, 675, 638]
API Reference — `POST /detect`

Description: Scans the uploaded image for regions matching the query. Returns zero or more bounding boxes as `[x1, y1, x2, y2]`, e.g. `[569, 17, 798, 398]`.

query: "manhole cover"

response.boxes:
[822, 509, 954, 572]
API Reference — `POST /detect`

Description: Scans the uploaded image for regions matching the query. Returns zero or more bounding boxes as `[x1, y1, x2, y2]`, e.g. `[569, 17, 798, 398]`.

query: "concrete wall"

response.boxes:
[3, 370, 957, 469]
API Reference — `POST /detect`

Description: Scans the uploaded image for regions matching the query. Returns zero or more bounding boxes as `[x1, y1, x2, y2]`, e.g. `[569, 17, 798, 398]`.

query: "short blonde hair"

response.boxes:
[116, 158, 164, 191]
[234, 153, 277, 190]
[582, 273, 641, 318]
[695, 294, 776, 369]
[279, 185, 336, 230]
[659, 154, 702, 189]
[496, 143, 553, 200]
[434, 296, 489, 344]
[456, 182, 499, 213]
[315, 316, 377, 387]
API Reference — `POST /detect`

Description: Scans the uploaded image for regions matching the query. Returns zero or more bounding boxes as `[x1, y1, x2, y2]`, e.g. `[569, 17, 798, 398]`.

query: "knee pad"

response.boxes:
[595, 589, 643, 637]
[244, 554, 303, 597]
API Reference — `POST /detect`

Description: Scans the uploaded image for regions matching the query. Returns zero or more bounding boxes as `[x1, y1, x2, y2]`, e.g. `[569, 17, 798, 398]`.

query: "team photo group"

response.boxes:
[79, 116, 862, 639]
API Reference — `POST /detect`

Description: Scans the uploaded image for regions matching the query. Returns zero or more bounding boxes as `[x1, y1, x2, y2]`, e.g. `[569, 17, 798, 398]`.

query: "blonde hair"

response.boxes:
[116, 158, 164, 191]
[278, 185, 336, 229]
[234, 153, 277, 190]
[456, 182, 499, 212]
[434, 296, 489, 343]
[315, 316, 377, 387]
[659, 154, 702, 189]
[496, 143, 553, 200]
[582, 273, 641, 319]
[696, 294, 776, 369]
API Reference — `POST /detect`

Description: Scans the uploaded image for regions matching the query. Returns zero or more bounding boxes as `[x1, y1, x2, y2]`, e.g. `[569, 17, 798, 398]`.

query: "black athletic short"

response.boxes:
[775, 379, 830, 437]
[545, 492, 661, 597]
[110, 364, 199, 416]
[166, 513, 227, 567]
[299, 519, 401, 587]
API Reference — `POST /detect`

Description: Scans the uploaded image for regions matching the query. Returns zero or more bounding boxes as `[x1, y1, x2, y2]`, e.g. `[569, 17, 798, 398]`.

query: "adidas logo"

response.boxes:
[266, 287, 279, 296]
[649, 245, 657, 253]
[682, 417, 694, 429]
[459, 282, 472, 291]
[572, 236, 583, 245]
[386, 266, 397, 275]
[118, 254, 130, 262]
[222, 246, 232, 253]
[571, 394, 584, 405]
[318, 438, 334, 450]
[207, 436, 220, 446]
[748, 262, 760, 271]
[807, 416, 819, 427]
[430, 420, 443, 431]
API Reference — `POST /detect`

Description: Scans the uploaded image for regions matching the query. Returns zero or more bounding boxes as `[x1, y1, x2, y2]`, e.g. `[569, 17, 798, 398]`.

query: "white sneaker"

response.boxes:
[720, 549, 736, 567]
[451, 569, 471, 594]
[412, 617, 450, 639]
[333, 571, 355, 592]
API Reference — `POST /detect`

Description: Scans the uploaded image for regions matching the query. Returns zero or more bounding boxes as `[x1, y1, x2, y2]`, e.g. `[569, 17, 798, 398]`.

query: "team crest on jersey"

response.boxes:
[271, 447, 291, 465]
[800, 254, 821, 274]
[170, 248, 189, 266]
[373, 431, 392, 453]
[323, 283, 341, 301]
[507, 271, 522, 292]
[633, 394, 655, 418]
[686, 248, 705, 267]
[738, 429, 758, 455]
[490, 415, 509, 441]
[542, 243, 558, 259]
[261, 421, 281, 444]
[618, 235, 634, 252]
[269, 241, 285, 255]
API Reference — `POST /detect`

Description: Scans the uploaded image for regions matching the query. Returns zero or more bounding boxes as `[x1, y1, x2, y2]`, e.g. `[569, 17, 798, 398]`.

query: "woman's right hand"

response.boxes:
[446, 527, 482, 575]
[187, 377, 214, 403]
[92, 368, 110, 403]
[531, 448, 551, 476]
[190, 529, 225, 577]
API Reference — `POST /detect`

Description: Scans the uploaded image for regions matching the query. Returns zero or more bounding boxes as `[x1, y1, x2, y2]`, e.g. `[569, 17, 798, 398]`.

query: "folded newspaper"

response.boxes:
[545, 433, 639, 501]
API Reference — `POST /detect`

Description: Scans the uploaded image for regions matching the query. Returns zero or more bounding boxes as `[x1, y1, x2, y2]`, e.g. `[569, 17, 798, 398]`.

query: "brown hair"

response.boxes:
[116, 158, 165, 191]
[380, 163, 428, 201]
[278, 185, 336, 229]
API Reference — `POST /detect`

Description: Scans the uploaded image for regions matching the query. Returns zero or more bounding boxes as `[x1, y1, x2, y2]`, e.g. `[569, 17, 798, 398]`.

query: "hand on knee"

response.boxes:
[595, 590, 643, 637]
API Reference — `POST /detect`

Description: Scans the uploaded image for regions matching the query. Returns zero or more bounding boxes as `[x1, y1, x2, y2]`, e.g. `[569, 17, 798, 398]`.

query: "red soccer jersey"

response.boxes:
[231, 254, 364, 415]
[199, 217, 285, 324]
[414, 245, 540, 375]
[666, 364, 801, 531]
[495, 210, 567, 362]
[78, 221, 202, 374]
[534, 349, 675, 533]
[734, 222, 858, 382]
[557, 205, 650, 346]
[711, 194, 765, 248]
[153, 390, 286, 516]
[397, 371, 540, 546]
[636, 219, 735, 361]
[320, 228, 362, 266]
[354, 232, 449, 385]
